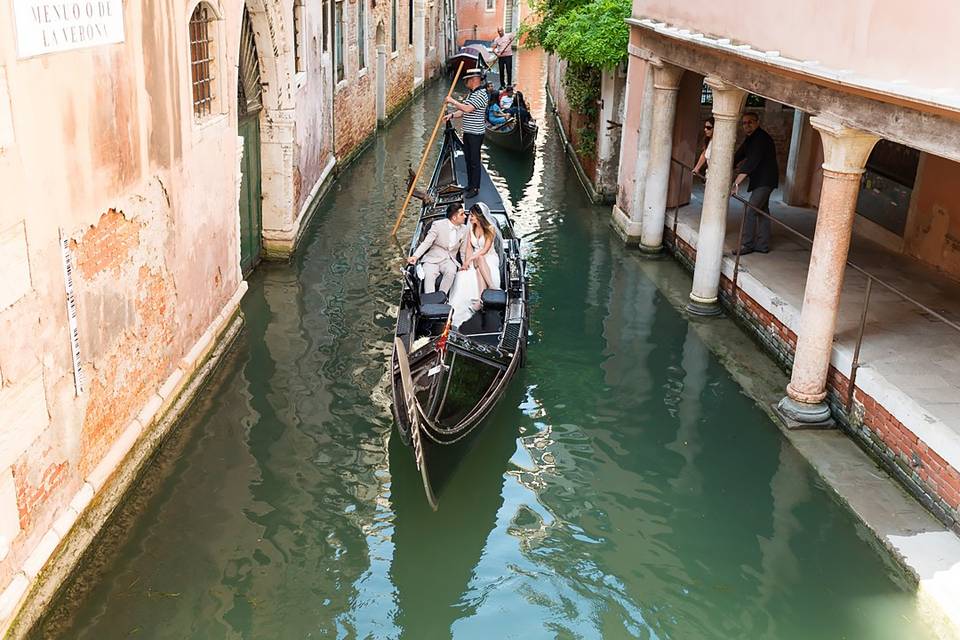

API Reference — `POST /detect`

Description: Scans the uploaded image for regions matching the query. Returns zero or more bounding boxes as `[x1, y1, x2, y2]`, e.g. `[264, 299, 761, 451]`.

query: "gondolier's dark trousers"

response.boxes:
[463, 132, 484, 192]
[498, 55, 513, 87]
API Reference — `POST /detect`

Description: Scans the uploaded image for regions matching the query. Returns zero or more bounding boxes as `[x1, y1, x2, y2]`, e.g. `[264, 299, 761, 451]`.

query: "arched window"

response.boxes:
[189, 4, 219, 118]
[293, 0, 305, 72]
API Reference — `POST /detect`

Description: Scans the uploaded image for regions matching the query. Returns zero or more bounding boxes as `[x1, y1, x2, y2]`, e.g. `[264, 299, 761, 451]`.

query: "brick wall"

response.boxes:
[333, 0, 446, 160]
[668, 230, 960, 531]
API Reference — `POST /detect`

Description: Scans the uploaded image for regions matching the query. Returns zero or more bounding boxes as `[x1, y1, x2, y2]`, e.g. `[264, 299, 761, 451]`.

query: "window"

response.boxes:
[700, 84, 712, 106]
[485, 0, 494, 11]
[335, 0, 344, 81]
[408, 0, 413, 45]
[357, 0, 366, 70]
[391, 0, 397, 52]
[322, 0, 329, 51]
[293, 0, 305, 72]
[189, 4, 218, 118]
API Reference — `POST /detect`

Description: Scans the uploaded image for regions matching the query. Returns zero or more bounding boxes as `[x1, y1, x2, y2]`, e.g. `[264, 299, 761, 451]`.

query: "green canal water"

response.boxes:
[35, 79, 936, 639]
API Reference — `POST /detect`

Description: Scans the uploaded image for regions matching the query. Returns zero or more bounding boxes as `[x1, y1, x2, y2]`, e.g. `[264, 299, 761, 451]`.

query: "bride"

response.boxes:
[449, 202, 500, 326]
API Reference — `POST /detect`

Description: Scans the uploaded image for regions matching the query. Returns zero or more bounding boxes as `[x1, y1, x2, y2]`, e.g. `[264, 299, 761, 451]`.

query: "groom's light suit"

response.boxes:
[412, 218, 467, 294]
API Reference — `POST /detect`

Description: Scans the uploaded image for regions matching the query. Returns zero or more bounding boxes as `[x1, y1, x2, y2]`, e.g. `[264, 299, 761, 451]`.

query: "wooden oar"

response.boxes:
[390, 60, 466, 237]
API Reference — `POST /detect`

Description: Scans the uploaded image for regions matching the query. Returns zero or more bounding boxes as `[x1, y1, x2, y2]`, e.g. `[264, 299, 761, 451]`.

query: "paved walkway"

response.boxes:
[670, 185, 960, 473]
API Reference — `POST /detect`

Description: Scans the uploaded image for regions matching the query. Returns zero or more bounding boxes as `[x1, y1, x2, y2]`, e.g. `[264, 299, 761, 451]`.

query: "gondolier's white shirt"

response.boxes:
[463, 89, 488, 135]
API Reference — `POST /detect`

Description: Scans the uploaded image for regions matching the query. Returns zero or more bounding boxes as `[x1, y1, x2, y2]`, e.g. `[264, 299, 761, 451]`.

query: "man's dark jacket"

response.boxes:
[734, 127, 779, 191]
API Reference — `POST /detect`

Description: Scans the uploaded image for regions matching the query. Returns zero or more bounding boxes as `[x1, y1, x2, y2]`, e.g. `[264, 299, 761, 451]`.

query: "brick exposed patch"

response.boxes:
[79, 266, 176, 476]
[73, 209, 140, 280]
[665, 229, 960, 530]
[13, 459, 69, 531]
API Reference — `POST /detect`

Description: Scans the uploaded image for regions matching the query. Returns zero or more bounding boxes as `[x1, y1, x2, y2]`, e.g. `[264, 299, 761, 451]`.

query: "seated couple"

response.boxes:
[406, 202, 501, 327]
[487, 86, 530, 126]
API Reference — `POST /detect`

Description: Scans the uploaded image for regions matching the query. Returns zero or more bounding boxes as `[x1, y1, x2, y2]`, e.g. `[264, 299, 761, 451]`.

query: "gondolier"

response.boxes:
[445, 68, 487, 198]
[492, 28, 515, 87]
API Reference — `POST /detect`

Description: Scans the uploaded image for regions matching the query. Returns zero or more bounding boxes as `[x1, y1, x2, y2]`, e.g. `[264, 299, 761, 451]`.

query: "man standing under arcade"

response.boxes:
[731, 112, 779, 255]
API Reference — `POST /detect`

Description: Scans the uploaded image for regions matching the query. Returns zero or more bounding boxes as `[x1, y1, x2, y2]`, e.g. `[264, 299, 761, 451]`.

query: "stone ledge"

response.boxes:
[0, 282, 248, 639]
[262, 154, 337, 260]
[610, 205, 643, 244]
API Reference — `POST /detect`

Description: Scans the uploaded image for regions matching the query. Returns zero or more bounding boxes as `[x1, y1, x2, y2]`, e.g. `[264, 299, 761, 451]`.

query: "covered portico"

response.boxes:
[612, 8, 960, 537]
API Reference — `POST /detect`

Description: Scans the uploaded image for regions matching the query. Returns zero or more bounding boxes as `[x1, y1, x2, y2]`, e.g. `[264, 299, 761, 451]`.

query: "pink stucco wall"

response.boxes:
[632, 0, 960, 94]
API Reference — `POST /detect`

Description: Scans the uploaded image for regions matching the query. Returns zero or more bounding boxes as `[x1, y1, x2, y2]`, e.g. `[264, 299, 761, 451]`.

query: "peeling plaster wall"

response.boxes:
[0, 0, 255, 625]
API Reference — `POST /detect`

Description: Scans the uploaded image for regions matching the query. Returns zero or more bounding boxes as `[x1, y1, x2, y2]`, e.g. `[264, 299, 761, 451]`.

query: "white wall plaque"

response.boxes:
[13, 0, 125, 58]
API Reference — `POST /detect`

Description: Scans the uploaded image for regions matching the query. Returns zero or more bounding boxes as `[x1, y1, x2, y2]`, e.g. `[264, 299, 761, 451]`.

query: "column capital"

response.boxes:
[704, 75, 746, 119]
[651, 61, 684, 91]
[810, 116, 880, 174]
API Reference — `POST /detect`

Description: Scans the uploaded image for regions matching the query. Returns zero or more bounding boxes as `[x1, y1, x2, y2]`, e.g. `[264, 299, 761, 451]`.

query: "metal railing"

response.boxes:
[666, 157, 960, 408]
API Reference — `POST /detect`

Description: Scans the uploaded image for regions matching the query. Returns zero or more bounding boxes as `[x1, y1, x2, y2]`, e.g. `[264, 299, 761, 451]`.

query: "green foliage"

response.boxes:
[562, 62, 600, 117]
[575, 123, 597, 156]
[523, 0, 630, 69]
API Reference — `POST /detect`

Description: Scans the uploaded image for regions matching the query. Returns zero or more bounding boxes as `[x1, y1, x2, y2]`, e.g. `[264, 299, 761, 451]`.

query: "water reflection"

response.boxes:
[34, 56, 938, 640]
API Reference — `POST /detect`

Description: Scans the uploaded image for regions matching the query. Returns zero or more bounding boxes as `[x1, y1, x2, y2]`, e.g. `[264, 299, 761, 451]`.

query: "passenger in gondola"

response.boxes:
[500, 87, 531, 125]
[486, 93, 511, 128]
[448, 203, 501, 326]
[406, 203, 468, 295]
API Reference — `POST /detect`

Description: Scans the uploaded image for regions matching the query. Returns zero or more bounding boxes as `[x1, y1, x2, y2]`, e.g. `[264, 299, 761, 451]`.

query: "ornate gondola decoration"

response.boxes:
[391, 124, 529, 508]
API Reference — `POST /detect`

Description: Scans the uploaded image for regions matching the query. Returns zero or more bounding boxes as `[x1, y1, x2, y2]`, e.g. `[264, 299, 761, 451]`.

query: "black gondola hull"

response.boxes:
[390, 125, 529, 508]
[485, 120, 538, 152]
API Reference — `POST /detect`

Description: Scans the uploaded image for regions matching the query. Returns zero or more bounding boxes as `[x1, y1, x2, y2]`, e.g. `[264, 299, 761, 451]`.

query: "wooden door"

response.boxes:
[238, 114, 262, 274]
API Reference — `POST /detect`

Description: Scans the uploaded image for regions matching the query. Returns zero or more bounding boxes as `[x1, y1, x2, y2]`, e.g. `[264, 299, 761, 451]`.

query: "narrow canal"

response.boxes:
[35, 54, 936, 639]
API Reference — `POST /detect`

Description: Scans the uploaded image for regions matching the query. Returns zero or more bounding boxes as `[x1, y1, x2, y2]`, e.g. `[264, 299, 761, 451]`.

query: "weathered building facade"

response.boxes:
[545, 55, 626, 203]
[455, 0, 525, 45]
[615, 1, 960, 624]
[331, 0, 450, 159]
[0, 0, 448, 633]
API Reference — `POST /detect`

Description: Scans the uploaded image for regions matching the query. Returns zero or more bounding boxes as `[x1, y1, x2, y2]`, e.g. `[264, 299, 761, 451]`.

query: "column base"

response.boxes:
[774, 396, 835, 430]
[638, 242, 664, 257]
[611, 205, 643, 244]
[685, 297, 722, 317]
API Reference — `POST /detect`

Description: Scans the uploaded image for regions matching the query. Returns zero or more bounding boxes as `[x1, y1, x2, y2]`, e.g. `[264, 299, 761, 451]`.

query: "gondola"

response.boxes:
[391, 122, 528, 509]
[486, 117, 538, 152]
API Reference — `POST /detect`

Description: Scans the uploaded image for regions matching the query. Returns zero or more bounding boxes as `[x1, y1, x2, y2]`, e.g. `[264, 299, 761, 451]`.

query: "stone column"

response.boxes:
[777, 116, 879, 425]
[686, 77, 745, 315]
[611, 59, 654, 243]
[639, 61, 684, 255]
[596, 68, 623, 198]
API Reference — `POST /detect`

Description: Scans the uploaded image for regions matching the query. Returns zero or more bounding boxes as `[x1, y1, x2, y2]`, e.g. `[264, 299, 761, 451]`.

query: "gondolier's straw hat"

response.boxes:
[463, 68, 484, 81]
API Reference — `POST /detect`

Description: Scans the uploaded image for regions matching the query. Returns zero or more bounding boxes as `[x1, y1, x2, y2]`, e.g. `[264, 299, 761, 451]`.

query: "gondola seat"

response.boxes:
[480, 289, 507, 310]
[420, 291, 448, 305]
[420, 302, 452, 319]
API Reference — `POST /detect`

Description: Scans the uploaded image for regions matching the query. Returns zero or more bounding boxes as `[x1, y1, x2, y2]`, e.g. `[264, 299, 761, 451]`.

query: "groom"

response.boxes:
[407, 203, 467, 294]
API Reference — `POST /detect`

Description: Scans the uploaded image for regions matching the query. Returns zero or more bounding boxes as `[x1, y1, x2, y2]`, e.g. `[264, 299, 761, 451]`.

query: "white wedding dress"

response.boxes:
[448, 230, 501, 327]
